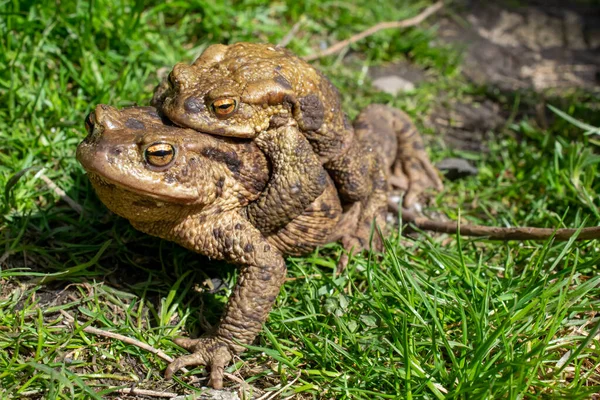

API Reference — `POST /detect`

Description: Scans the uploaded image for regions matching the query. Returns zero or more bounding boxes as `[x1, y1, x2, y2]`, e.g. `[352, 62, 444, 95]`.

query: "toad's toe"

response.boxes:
[166, 337, 232, 389]
[393, 155, 443, 208]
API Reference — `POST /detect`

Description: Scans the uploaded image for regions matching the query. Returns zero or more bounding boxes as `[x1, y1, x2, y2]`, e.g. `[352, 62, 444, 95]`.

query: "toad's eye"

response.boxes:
[211, 98, 237, 118]
[145, 143, 175, 168]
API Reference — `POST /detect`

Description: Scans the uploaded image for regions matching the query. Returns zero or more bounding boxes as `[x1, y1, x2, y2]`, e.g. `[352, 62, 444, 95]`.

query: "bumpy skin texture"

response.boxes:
[77, 105, 342, 389]
[249, 125, 329, 234]
[152, 42, 442, 257]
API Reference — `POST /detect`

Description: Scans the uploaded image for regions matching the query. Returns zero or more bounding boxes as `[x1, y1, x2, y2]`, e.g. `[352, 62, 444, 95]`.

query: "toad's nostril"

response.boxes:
[168, 71, 177, 87]
[184, 97, 203, 114]
[111, 146, 123, 156]
[85, 111, 96, 134]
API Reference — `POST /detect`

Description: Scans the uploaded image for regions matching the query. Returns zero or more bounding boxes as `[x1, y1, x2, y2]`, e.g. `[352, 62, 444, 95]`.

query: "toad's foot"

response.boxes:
[390, 152, 443, 208]
[389, 108, 442, 208]
[165, 337, 232, 389]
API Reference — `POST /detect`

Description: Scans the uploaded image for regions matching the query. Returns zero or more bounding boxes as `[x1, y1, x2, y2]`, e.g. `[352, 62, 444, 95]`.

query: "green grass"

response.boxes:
[2, 0, 600, 398]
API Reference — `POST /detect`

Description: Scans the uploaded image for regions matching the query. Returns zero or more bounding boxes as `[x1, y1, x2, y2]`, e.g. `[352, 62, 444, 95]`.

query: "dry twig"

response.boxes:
[303, 1, 444, 61]
[40, 173, 84, 215]
[255, 372, 301, 400]
[390, 202, 600, 240]
[111, 387, 178, 398]
[278, 18, 304, 48]
[285, 274, 322, 282]
[61, 311, 250, 387]
[59, 310, 189, 374]
[59, 310, 254, 387]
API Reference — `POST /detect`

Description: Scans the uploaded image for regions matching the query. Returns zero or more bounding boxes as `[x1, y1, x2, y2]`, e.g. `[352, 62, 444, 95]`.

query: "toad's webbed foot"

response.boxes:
[388, 108, 442, 207]
[391, 153, 443, 208]
[165, 337, 232, 389]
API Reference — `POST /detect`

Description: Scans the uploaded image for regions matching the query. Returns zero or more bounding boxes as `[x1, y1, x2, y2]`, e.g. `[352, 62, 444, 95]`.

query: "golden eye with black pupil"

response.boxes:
[145, 143, 175, 167]
[211, 98, 237, 118]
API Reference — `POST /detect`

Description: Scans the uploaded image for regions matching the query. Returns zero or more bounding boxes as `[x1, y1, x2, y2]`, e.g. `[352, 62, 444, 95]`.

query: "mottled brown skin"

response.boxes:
[152, 42, 442, 256]
[77, 105, 342, 389]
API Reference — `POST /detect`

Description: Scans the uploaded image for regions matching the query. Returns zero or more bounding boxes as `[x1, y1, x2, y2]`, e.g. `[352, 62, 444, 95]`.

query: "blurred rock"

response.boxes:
[372, 75, 415, 95]
[369, 60, 425, 95]
[436, 158, 478, 181]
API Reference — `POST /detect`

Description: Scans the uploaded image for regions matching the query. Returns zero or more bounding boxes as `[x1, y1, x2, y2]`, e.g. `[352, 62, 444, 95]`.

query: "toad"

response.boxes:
[77, 105, 343, 388]
[152, 42, 443, 255]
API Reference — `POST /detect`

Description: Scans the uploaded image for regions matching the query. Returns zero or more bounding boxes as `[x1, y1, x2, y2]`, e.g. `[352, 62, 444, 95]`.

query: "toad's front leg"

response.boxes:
[162, 210, 287, 388]
[247, 125, 328, 234]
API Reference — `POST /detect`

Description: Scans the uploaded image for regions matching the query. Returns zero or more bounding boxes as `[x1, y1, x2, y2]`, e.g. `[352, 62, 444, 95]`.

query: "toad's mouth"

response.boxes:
[85, 171, 198, 205]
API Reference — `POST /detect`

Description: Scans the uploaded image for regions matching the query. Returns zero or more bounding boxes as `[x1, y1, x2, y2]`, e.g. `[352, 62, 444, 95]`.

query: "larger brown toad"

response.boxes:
[152, 42, 443, 256]
[77, 105, 342, 389]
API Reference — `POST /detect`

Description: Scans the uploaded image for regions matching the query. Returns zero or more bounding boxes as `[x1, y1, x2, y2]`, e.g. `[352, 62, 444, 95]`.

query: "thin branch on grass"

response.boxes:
[278, 18, 304, 48]
[59, 310, 187, 373]
[60, 311, 243, 385]
[255, 372, 301, 400]
[0, 251, 14, 266]
[18, 390, 46, 397]
[40, 173, 84, 215]
[221, 363, 249, 388]
[391, 202, 600, 240]
[110, 388, 178, 398]
[303, 1, 444, 61]
[285, 274, 322, 282]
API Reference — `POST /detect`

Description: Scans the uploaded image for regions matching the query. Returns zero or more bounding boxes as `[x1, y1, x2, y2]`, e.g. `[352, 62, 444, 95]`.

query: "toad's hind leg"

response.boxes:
[328, 105, 442, 269]
[354, 104, 443, 208]
[333, 164, 388, 271]
[325, 141, 389, 270]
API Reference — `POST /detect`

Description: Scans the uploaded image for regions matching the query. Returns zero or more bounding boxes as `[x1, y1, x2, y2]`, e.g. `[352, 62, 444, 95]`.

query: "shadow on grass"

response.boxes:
[1, 169, 244, 389]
